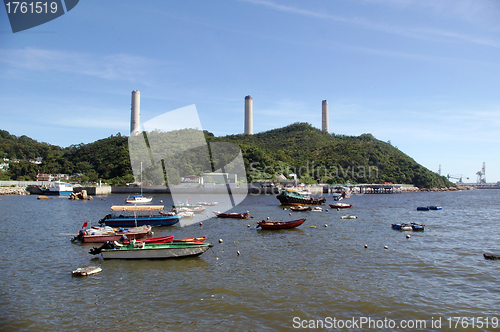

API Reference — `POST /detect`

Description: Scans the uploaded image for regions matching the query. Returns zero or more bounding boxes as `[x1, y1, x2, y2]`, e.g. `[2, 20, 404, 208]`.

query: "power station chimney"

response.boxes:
[245, 95, 253, 135]
[131, 90, 141, 136]
[322, 100, 329, 132]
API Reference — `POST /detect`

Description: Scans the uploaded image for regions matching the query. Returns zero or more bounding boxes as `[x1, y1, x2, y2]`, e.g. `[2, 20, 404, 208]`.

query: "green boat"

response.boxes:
[276, 189, 326, 206]
[90, 241, 213, 260]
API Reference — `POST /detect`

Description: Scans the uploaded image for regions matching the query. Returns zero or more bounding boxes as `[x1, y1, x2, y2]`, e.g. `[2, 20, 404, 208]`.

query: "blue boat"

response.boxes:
[99, 205, 180, 227]
[417, 206, 442, 211]
[392, 222, 425, 231]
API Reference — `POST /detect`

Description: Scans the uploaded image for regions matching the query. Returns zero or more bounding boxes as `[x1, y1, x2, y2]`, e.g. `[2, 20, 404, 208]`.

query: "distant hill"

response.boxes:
[0, 125, 452, 188]
[211, 123, 452, 188]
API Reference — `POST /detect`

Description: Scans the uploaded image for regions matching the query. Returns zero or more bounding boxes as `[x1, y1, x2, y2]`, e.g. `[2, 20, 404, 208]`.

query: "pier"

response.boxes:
[347, 184, 403, 194]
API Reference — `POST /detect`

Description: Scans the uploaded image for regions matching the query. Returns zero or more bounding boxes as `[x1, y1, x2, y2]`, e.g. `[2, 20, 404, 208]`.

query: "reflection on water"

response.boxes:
[0, 190, 499, 331]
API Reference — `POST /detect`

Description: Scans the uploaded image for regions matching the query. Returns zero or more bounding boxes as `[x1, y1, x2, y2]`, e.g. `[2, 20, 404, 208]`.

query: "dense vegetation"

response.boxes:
[0, 124, 452, 188]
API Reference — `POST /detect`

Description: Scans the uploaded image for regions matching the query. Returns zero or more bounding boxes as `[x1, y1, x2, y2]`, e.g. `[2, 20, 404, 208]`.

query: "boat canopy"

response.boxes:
[111, 205, 164, 211]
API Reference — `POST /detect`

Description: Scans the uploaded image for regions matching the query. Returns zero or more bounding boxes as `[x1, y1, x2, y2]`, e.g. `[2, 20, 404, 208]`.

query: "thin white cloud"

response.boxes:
[241, 0, 500, 48]
[0, 47, 172, 83]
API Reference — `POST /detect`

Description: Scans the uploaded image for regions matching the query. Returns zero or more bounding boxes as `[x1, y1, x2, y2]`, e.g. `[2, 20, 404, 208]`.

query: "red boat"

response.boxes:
[71, 225, 152, 243]
[213, 211, 250, 219]
[256, 218, 306, 230]
[125, 235, 207, 245]
[329, 203, 353, 209]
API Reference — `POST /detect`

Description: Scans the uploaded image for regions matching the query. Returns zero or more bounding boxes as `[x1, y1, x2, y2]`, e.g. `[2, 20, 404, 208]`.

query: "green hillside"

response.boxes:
[0, 125, 452, 188]
[212, 123, 451, 188]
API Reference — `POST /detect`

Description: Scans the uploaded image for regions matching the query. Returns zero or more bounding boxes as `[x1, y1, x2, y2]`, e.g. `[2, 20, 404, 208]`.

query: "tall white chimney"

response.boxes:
[322, 100, 329, 132]
[131, 90, 141, 136]
[245, 95, 253, 135]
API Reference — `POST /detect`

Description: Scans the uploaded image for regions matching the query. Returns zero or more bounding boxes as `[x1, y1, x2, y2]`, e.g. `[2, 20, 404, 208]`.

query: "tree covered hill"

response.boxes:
[0, 125, 452, 188]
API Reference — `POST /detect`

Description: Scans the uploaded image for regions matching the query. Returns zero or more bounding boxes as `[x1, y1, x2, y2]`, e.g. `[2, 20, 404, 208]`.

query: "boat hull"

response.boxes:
[277, 195, 326, 206]
[257, 218, 306, 230]
[100, 216, 180, 227]
[213, 211, 250, 219]
[100, 243, 212, 259]
[329, 204, 353, 209]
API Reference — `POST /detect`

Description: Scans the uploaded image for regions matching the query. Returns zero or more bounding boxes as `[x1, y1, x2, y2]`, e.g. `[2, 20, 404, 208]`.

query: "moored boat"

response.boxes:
[391, 222, 425, 231]
[125, 194, 153, 204]
[276, 189, 326, 206]
[484, 253, 500, 260]
[329, 203, 353, 209]
[290, 205, 312, 211]
[99, 205, 180, 227]
[39, 180, 74, 196]
[417, 206, 430, 211]
[213, 211, 250, 219]
[123, 235, 174, 245]
[341, 215, 357, 219]
[89, 241, 213, 259]
[257, 218, 306, 230]
[173, 236, 207, 243]
[71, 224, 152, 243]
[198, 201, 218, 206]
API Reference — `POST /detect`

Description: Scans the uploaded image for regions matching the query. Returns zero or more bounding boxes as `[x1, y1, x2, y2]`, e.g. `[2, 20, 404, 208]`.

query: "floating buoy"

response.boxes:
[324, 224, 328, 227]
[159, 200, 163, 203]
[406, 234, 411, 239]
[364, 244, 368, 248]
[384, 245, 389, 249]
[310, 226, 317, 228]
[267, 217, 270, 220]
[289, 213, 292, 216]
[237, 251, 241, 256]
[283, 208, 287, 210]
[199, 222, 203, 227]
[326, 209, 329, 212]
[247, 224, 250, 228]
[219, 239, 223, 243]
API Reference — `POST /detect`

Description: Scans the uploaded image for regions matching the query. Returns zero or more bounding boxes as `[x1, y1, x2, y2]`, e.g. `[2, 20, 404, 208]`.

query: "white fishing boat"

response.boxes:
[40, 180, 74, 196]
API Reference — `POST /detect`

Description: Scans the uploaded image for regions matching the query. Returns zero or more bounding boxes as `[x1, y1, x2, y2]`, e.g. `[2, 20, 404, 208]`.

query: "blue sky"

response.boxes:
[0, 0, 499, 183]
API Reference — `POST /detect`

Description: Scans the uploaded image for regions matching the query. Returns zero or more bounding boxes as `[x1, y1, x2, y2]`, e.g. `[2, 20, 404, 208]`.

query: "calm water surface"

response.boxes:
[1, 190, 499, 331]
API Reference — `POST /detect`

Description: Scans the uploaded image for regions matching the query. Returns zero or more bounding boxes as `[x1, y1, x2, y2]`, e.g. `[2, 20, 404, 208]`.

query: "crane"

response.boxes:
[476, 162, 486, 183]
[447, 174, 468, 184]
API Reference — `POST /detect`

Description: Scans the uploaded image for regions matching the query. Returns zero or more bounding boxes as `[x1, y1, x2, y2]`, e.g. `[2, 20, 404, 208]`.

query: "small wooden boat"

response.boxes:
[341, 215, 357, 219]
[173, 236, 207, 243]
[311, 206, 323, 212]
[71, 225, 152, 243]
[484, 253, 500, 260]
[89, 241, 213, 259]
[329, 203, 353, 209]
[72, 266, 102, 276]
[213, 211, 250, 219]
[123, 235, 174, 245]
[256, 218, 306, 230]
[290, 205, 312, 211]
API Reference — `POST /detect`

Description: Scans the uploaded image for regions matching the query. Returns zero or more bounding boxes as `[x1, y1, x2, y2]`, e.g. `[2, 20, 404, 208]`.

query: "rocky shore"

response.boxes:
[0, 186, 29, 195]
